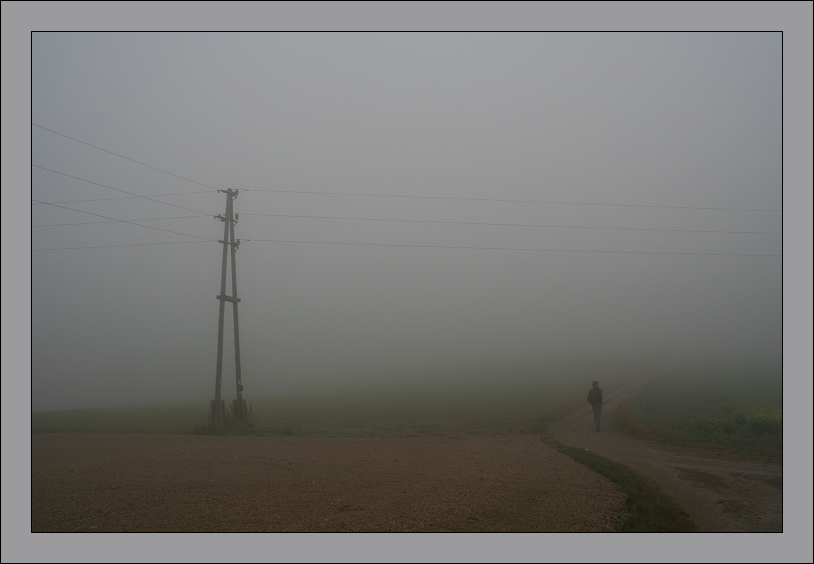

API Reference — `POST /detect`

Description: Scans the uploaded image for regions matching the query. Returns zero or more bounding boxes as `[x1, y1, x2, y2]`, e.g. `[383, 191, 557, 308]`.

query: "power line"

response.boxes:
[32, 199, 216, 242]
[33, 123, 221, 191]
[30, 205, 783, 251]
[243, 238, 781, 257]
[32, 241, 213, 251]
[33, 165, 212, 216]
[240, 212, 781, 236]
[32, 236, 780, 256]
[33, 215, 208, 227]
[31, 191, 213, 205]
[242, 189, 781, 213]
[31, 123, 778, 213]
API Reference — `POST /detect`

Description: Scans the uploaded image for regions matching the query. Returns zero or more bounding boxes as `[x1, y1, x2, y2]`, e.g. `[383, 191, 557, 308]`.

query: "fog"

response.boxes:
[30, 32, 783, 412]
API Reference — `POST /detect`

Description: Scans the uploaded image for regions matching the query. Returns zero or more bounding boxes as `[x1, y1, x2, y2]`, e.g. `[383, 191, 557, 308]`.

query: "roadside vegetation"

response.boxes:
[554, 442, 697, 532]
[615, 359, 782, 462]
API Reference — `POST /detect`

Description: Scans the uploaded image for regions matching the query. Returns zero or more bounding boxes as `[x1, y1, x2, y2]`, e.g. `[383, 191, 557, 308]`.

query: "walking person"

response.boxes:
[587, 381, 603, 431]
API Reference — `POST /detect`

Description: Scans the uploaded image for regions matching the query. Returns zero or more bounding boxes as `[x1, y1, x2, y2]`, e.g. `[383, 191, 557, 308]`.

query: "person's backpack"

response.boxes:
[587, 388, 602, 405]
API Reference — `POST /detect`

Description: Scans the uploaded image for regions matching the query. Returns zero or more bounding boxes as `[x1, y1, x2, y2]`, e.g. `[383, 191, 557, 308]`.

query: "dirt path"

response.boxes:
[547, 378, 783, 532]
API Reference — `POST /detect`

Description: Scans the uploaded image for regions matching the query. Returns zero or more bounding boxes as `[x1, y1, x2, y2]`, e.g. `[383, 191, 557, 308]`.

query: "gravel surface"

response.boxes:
[32, 430, 627, 532]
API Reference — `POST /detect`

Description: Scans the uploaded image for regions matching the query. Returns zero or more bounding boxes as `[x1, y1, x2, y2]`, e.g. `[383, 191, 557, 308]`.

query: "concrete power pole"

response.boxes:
[211, 188, 247, 424]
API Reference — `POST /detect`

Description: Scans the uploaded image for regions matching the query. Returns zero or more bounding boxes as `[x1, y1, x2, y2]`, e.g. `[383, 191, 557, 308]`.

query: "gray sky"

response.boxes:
[29, 32, 784, 411]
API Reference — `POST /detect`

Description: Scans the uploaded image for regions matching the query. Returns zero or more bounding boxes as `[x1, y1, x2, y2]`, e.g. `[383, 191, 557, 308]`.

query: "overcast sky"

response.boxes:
[28, 31, 786, 411]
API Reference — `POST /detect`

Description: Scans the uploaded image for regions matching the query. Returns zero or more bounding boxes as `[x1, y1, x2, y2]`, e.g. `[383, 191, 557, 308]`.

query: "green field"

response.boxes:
[32, 361, 646, 436]
[616, 358, 782, 461]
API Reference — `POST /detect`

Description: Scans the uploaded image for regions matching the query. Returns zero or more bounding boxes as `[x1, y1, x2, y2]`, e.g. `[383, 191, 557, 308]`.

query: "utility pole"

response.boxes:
[211, 188, 246, 424]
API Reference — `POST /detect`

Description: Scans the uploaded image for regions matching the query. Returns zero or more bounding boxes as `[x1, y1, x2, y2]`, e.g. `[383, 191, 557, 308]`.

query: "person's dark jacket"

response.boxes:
[587, 387, 603, 406]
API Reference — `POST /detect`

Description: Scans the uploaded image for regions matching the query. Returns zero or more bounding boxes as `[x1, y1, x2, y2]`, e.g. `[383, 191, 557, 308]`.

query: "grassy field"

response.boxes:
[31, 358, 782, 457]
[32, 361, 646, 435]
[615, 358, 782, 461]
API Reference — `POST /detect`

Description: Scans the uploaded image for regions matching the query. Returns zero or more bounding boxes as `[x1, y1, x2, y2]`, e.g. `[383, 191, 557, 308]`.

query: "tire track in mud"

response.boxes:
[547, 374, 782, 532]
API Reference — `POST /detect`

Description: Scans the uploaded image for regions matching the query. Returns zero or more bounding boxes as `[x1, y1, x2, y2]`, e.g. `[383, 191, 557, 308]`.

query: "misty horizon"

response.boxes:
[31, 32, 782, 412]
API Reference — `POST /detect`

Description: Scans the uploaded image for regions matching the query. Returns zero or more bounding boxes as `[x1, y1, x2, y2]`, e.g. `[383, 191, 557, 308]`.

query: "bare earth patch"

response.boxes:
[32, 431, 627, 532]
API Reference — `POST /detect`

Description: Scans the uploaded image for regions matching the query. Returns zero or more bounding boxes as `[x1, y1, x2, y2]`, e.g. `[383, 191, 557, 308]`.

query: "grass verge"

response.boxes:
[554, 442, 698, 532]
[614, 360, 782, 462]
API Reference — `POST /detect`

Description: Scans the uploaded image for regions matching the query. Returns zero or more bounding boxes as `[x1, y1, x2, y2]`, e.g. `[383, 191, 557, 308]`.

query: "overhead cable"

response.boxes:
[32, 199, 216, 242]
[31, 191, 213, 205]
[33, 165, 212, 216]
[239, 212, 780, 235]
[33, 215, 208, 227]
[32, 123, 221, 191]
[33, 241, 213, 251]
[243, 238, 781, 257]
[242, 189, 780, 213]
